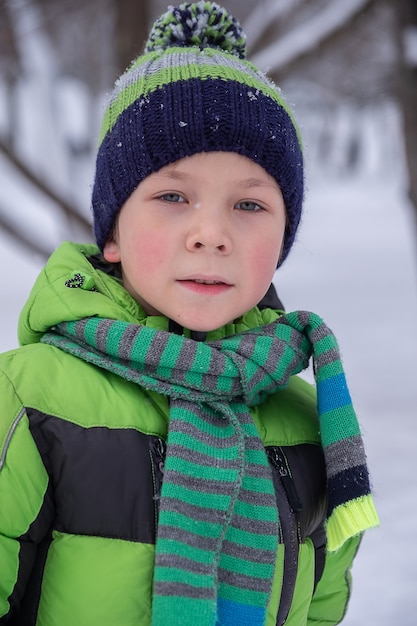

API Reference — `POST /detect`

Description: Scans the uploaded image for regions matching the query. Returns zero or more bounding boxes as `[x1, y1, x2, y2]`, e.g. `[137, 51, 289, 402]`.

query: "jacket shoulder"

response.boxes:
[0, 343, 168, 437]
[255, 375, 320, 446]
[0, 351, 27, 454]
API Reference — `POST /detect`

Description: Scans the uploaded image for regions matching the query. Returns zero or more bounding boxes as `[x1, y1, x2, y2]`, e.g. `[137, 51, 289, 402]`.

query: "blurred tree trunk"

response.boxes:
[248, 0, 375, 81]
[391, 0, 417, 225]
[113, 0, 150, 76]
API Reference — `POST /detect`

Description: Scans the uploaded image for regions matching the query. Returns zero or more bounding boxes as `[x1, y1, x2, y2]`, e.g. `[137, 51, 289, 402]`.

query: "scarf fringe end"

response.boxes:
[326, 495, 380, 552]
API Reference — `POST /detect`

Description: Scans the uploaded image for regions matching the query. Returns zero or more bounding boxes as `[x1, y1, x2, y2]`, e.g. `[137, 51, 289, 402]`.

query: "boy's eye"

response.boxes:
[159, 193, 186, 203]
[235, 200, 263, 212]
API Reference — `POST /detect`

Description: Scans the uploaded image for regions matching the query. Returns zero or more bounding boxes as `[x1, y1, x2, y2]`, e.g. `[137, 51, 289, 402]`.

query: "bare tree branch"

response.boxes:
[250, 0, 374, 73]
[0, 137, 91, 235]
[243, 0, 303, 55]
[0, 210, 50, 260]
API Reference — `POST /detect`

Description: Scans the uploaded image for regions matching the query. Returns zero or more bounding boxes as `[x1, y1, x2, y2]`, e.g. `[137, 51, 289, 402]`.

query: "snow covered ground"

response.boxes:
[277, 174, 417, 625]
[1, 169, 417, 623]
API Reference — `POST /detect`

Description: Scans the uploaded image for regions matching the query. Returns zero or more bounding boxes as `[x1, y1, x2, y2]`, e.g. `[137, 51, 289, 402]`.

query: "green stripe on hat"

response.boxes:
[99, 48, 301, 146]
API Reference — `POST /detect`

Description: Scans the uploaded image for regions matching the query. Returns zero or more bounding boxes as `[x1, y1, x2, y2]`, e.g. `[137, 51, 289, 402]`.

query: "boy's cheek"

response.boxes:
[126, 233, 171, 271]
[248, 241, 282, 275]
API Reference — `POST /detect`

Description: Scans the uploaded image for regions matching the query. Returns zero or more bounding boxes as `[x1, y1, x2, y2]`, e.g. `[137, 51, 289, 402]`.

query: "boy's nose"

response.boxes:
[185, 211, 232, 254]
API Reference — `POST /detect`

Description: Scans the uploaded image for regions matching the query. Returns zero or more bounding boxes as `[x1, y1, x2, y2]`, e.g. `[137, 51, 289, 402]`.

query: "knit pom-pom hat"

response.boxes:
[92, 1, 304, 265]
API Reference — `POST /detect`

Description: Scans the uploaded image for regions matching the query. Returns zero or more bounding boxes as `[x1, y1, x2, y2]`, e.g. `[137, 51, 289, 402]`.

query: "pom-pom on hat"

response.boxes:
[92, 1, 304, 265]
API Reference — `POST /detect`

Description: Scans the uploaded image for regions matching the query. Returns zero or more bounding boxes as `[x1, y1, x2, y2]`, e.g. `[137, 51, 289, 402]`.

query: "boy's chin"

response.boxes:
[183, 317, 239, 334]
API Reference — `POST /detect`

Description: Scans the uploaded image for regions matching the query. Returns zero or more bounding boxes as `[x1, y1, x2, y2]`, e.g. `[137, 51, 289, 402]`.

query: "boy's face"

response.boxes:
[104, 152, 286, 332]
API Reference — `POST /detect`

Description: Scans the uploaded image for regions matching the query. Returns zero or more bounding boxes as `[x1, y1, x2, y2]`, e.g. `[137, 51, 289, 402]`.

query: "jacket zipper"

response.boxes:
[266, 446, 303, 626]
[149, 436, 166, 531]
[269, 447, 303, 515]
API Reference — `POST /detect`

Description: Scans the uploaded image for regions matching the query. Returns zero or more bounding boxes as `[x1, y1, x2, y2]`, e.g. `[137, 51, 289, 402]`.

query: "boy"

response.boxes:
[0, 2, 378, 625]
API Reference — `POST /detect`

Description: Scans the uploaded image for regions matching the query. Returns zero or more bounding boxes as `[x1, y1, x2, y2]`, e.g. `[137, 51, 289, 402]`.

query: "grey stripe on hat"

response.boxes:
[110, 49, 273, 108]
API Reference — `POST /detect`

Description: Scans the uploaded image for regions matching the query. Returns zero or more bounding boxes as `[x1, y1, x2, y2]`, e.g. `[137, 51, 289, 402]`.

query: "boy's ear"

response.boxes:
[103, 239, 121, 263]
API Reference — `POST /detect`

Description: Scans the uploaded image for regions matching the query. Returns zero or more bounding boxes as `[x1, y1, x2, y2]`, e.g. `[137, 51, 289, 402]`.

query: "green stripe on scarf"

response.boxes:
[41, 310, 379, 626]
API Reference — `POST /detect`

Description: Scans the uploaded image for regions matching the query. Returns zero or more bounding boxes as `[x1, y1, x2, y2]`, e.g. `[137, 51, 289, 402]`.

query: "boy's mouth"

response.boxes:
[178, 277, 233, 294]
[180, 274, 233, 286]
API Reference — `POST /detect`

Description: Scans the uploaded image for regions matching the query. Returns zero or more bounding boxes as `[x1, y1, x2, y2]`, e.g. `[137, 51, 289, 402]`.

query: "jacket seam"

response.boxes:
[22, 404, 163, 437]
[0, 407, 26, 471]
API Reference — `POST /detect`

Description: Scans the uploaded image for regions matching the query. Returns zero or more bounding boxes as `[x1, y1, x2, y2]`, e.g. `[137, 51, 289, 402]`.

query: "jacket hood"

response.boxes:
[18, 241, 280, 346]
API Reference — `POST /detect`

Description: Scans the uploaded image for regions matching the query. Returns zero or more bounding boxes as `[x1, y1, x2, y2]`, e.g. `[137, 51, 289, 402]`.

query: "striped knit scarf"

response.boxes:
[41, 310, 378, 626]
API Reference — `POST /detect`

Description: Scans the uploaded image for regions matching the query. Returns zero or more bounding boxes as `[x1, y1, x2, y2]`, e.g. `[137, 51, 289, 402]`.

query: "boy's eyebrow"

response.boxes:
[158, 170, 279, 190]
[237, 177, 279, 190]
[159, 170, 188, 181]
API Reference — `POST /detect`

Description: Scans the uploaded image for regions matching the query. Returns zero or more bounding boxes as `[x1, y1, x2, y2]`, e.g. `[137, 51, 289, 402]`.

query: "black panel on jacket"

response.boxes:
[26, 410, 326, 547]
[6, 530, 53, 626]
[27, 409, 158, 544]
[266, 444, 327, 626]
[283, 444, 327, 541]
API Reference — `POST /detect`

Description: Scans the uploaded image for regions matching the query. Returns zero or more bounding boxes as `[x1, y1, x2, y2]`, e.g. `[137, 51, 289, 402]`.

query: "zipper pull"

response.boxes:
[155, 437, 166, 474]
[268, 447, 303, 512]
[151, 437, 166, 504]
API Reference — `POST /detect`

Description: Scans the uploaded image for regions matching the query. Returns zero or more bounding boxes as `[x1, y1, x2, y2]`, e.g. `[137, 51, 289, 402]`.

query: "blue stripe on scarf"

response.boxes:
[217, 598, 265, 626]
[317, 372, 352, 413]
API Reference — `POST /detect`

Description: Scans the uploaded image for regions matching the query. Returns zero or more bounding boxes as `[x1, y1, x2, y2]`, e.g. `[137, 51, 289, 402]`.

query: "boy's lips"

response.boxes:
[177, 276, 233, 294]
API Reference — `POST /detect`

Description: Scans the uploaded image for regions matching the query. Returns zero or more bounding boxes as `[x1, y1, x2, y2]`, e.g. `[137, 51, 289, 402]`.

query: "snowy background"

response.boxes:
[1, 1, 417, 622]
[278, 172, 417, 625]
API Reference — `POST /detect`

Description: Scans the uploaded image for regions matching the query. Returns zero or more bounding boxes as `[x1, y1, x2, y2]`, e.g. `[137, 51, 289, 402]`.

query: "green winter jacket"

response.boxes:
[0, 242, 360, 626]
